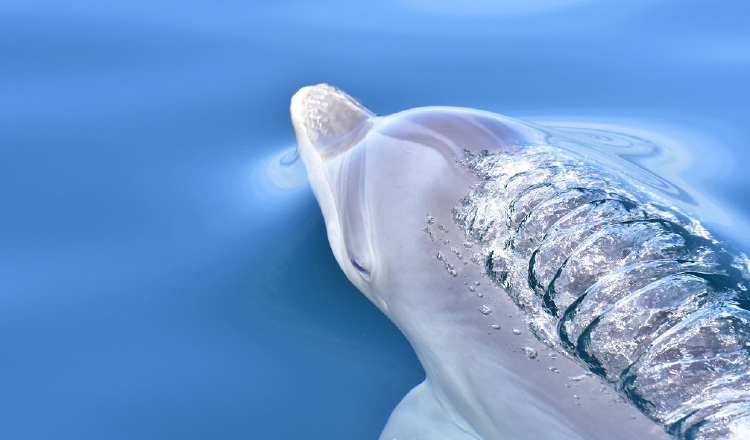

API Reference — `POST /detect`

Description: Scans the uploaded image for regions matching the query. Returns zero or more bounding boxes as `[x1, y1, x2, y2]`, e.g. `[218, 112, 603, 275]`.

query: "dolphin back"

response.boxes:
[454, 145, 750, 440]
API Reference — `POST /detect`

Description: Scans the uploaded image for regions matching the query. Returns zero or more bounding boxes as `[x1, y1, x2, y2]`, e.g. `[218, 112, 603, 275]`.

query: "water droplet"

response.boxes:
[423, 227, 434, 241]
[491, 324, 501, 330]
[512, 328, 521, 335]
[548, 353, 557, 359]
[426, 214, 436, 224]
[549, 367, 560, 374]
[523, 347, 538, 359]
[436, 252, 445, 261]
[442, 239, 450, 245]
[569, 372, 593, 382]
[450, 247, 463, 259]
[480, 305, 492, 315]
[468, 286, 476, 292]
[474, 281, 481, 286]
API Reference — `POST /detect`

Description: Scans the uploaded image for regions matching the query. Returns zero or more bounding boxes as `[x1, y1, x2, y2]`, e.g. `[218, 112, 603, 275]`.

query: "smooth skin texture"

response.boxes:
[291, 84, 673, 440]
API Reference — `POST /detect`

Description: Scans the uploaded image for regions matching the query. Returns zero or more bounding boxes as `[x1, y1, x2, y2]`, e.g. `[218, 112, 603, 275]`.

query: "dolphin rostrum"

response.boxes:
[290, 84, 750, 440]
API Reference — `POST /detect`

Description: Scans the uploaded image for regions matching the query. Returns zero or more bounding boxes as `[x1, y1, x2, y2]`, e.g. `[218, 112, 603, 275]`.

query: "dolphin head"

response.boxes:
[290, 85, 676, 440]
[291, 84, 539, 315]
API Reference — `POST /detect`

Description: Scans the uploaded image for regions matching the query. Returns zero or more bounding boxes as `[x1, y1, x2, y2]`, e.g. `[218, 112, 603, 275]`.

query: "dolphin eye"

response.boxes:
[350, 257, 371, 279]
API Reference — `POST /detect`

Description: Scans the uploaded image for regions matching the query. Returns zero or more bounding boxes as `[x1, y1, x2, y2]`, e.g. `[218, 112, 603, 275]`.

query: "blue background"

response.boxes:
[2, 0, 749, 438]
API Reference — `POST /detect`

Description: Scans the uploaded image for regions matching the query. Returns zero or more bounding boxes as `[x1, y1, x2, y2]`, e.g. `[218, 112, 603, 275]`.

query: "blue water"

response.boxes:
[3, 1, 749, 438]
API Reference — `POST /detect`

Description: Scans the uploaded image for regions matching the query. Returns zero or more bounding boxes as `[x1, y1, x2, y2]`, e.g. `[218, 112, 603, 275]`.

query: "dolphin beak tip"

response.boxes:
[290, 84, 374, 157]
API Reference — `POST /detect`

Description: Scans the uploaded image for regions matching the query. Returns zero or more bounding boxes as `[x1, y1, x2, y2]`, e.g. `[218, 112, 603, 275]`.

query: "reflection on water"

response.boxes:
[535, 119, 750, 251]
[262, 147, 308, 191]
[541, 122, 722, 221]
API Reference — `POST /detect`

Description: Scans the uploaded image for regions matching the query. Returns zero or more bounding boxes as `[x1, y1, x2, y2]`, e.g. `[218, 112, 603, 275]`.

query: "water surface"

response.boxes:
[2, 0, 750, 438]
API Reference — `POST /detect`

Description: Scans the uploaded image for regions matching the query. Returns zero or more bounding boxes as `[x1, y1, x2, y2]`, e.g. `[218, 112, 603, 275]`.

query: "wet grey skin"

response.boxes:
[290, 84, 750, 440]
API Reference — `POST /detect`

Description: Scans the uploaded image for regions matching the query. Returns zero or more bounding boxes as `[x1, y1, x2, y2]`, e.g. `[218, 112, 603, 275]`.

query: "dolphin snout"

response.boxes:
[290, 84, 374, 158]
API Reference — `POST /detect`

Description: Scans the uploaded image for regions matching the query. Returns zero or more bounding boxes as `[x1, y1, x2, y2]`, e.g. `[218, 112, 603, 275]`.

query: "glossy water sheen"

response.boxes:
[2, 1, 750, 438]
[453, 133, 750, 438]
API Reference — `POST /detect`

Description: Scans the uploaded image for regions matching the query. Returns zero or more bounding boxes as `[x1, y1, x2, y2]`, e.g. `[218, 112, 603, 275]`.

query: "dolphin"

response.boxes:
[290, 84, 750, 440]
